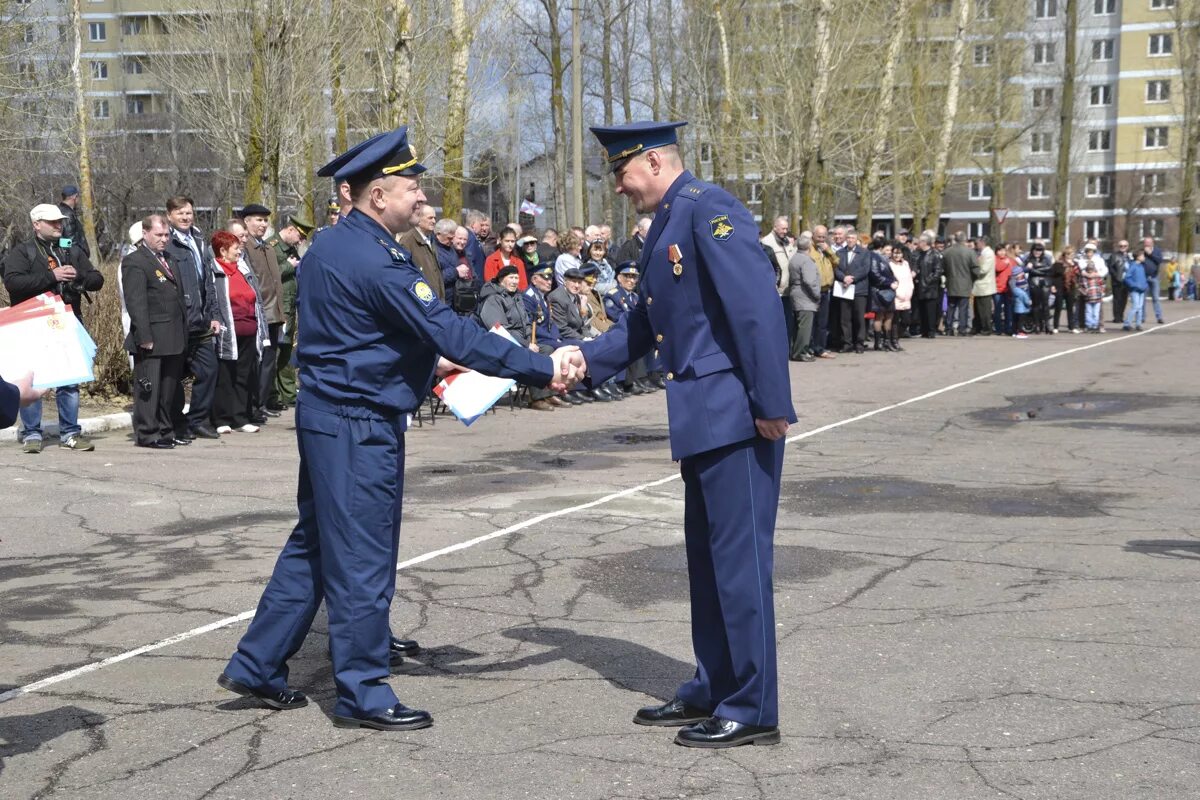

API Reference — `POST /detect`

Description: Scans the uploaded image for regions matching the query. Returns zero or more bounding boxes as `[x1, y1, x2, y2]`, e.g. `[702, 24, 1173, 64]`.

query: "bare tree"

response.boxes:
[856, 0, 912, 229]
[921, 0, 972, 232]
[441, 0, 473, 219]
[1050, 0, 1077, 250]
[1175, 0, 1200, 258]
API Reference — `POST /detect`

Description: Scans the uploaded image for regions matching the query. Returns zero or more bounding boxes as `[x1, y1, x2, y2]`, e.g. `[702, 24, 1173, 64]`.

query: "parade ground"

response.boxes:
[2, 319, 1199, 800]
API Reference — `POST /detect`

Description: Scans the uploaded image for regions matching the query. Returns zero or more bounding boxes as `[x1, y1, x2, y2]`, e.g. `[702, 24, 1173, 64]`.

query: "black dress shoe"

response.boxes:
[173, 437, 192, 446]
[175, 430, 196, 441]
[262, 408, 282, 418]
[633, 697, 711, 727]
[266, 403, 289, 413]
[217, 673, 308, 710]
[674, 717, 781, 748]
[590, 388, 612, 402]
[622, 381, 645, 395]
[565, 392, 585, 405]
[190, 425, 221, 439]
[572, 390, 594, 404]
[136, 440, 175, 449]
[652, 376, 667, 389]
[390, 637, 421, 658]
[249, 414, 269, 424]
[332, 703, 432, 731]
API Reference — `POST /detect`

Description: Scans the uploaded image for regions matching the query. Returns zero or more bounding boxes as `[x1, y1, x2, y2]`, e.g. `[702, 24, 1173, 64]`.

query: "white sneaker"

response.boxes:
[216, 425, 233, 434]
[239, 424, 260, 433]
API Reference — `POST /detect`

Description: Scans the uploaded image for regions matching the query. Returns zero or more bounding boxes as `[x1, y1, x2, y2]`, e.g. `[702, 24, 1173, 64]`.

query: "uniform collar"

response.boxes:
[656, 170, 694, 214]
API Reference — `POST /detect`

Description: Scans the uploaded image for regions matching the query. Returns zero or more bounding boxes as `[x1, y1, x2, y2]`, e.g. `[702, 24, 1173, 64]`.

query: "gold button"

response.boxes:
[655, 334, 663, 342]
[666, 372, 674, 381]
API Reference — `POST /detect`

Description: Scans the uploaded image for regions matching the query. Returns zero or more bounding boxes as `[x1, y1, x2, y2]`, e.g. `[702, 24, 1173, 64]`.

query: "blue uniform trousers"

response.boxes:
[224, 397, 405, 717]
[675, 435, 784, 727]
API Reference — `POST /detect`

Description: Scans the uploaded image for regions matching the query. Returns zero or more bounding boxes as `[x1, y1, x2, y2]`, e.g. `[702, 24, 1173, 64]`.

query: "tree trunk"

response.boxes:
[921, 0, 971, 233]
[648, 0, 661, 119]
[243, 7, 269, 204]
[570, 1, 584, 225]
[388, 1, 413, 130]
[1175, 4, 1200, 258]
[800, 0, 833, 227]
[711, 0, 734, 189]
[600, 0, 614, 226]
[441, 0, 472, 221]
[330, 0, 348, 153]
[857, 0, 910, 230]
[68, 0, 99, 258]
[1051, 0, 1077, 249]
[544, 0, 568, 228]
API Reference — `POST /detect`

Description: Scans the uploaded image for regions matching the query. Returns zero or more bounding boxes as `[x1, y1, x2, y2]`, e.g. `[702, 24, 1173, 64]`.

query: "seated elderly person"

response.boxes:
[478, 264, 563, 411]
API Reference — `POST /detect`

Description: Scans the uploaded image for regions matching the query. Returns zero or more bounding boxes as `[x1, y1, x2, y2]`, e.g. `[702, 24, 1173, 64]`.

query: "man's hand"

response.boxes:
[456, 264, 471, 279]
[435, 357, 465, 379]
[209, 320, 221, 335]
[549, 346, 587, 393]
[52, 265, 77, 282]
[755, 418, 790, 441]
[13, 372, 42, 407]
[139, 342, 154, 351]
[287, 256, 300, 267]
[843, 276, 854, 286]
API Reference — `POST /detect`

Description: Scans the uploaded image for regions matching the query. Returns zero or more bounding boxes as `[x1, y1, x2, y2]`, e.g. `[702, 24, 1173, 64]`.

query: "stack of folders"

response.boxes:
[0, 292, 97, 389]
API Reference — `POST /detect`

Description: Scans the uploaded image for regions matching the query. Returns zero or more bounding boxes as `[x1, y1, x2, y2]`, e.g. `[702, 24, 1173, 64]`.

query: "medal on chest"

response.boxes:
[667, 244, 683, 276]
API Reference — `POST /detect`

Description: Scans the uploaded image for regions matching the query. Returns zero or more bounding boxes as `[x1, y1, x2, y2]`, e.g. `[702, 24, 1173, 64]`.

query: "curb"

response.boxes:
[1, 411, 133, 443]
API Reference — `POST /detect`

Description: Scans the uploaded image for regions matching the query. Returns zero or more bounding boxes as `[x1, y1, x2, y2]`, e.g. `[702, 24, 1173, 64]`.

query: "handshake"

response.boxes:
[548, 346, 588, 393]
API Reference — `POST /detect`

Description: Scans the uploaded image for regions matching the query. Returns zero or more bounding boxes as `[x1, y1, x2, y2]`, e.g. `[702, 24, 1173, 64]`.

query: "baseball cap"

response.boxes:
[30, 203, 67, 222]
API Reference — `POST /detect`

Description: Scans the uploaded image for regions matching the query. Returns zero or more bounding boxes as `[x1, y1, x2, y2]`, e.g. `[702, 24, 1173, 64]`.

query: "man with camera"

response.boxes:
[1, 203, 104, 453]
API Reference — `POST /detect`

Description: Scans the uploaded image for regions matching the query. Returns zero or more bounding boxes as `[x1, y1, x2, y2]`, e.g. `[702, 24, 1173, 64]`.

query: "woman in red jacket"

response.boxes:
[483, 228, 527, 290]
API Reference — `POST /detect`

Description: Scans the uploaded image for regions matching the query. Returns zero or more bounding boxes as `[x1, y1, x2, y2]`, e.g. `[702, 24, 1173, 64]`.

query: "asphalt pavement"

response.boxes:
[2, 318, 1198, 799]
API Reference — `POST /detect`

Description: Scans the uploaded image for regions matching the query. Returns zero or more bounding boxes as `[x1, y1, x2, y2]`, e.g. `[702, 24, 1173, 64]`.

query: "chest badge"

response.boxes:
[667, 243, 684, 276]
[709, 215, 734, 241]
[155, 269, 166, 283]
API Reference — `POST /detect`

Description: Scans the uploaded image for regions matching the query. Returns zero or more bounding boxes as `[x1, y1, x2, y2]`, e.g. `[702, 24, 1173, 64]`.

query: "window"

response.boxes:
[1083, 219, 1110, 240]
[1146, 80, 1170, 102]
[1031, 131, 1053, 153]
[1033, 42, 1055, 64]
[88, 22, 106, 41]
[1139, 219, 1164, 239]
[749, 183, 763, 203]
[699, 143, 712, 163]
[968, 221, 991, 239]
[1092, 39, 1114, 60]
[1028, 177, 1050, 199]
[122, 17, 146, 36]
[1033, 87, 1054, 109]
[1150, 0, 1176, 8]
[23, 25, 34, 44]
[1028, 221, 1051, 241]
[89, 61, 108, 80]
[1092, 0, 1115, 14]
[1087, 129, 1112, 151]
[1035, 0, 1057, 18]
[1144, 126, 1169, 149]
[1084, 175, 1112, 197]
[93, 99, 109, 119]
[972, 138, 994, 156]
[977, 0, 995, 19]
[1141, 172, 1167, 194]
[126, 96, 146, 115]
[929, 0, 952, 17]
[125, 58, 145, 75]
[968, 179, 992, 200]
[974, 44, 993, 66]
[1149, 33, 1172, 56]
[1089, 85, 1112, 107]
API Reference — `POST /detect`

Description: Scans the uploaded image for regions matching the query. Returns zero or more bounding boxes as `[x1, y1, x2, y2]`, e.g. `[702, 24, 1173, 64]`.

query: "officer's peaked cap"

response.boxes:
[589, 120, 687, 173]
[318, 126, 427, 182]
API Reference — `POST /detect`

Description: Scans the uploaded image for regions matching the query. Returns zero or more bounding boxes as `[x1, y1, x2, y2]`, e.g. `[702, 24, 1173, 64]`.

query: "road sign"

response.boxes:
[992, 207, 1009, 225]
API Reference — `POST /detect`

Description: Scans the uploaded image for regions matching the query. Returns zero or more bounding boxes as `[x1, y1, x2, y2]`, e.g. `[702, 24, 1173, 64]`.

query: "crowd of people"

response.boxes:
[2, 181, 1194, 450]
[760, 218, 1190, 359]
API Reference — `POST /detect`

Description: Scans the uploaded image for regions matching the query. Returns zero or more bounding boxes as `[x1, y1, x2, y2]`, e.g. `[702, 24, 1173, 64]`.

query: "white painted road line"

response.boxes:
[1, 315, 1194, 705]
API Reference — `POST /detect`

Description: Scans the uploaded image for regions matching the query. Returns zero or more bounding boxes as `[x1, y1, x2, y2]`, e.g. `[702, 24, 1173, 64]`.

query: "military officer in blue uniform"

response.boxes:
[603, 260, 639, 324]
[218, 127, 582, 731]
[573, 120, 796, 748]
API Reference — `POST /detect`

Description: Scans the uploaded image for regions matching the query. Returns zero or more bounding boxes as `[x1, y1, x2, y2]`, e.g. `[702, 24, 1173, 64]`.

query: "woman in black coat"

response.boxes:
[912, 235, 943, 338]
[868, 242, 899, 351]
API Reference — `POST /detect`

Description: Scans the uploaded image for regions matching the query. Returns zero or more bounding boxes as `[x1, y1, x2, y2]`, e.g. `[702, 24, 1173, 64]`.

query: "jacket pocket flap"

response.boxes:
[296, 410, 342, 436]
[690, 350, 735, 377]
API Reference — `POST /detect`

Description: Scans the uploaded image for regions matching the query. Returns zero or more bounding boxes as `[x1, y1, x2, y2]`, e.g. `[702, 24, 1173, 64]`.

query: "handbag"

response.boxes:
[876, 288, 896, 304]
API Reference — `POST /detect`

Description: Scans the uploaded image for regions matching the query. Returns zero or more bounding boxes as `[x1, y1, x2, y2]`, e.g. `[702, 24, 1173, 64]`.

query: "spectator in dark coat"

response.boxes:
[121, 215, 188, 449]
[787, 233, 820, 362]
[479, 265, 559, 411]
[536, 228, 561, 268]
[912, 233, 943, 338]
[615, 217, 651, 264]
[1141, 236, 1164, 323]
[941, 232, 977, 335]
[56, 185, 90, 257]
[833, 230, 870, 353]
